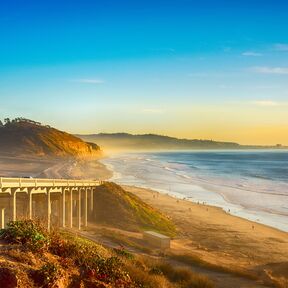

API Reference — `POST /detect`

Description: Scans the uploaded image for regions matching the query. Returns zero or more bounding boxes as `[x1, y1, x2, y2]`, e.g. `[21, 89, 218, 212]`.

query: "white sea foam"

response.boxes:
[101, 151, 288, 232]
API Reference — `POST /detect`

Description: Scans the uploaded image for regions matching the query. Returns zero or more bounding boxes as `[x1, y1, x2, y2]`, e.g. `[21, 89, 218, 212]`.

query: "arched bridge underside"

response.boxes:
[0, 177, 102, 231]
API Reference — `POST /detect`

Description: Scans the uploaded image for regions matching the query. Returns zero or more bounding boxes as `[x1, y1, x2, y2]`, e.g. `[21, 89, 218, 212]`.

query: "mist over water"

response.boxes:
[102, 150, 288, 232]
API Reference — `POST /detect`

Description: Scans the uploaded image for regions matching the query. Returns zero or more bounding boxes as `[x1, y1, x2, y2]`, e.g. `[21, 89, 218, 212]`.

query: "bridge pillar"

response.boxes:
[11, 189, 17, 222]
[77, 188, 82, 230]
[1, 208, 5, 229]
[47, 188, 51, 231]
[61, 188, 66, 228]
[84, 188, 88, 227]
[69, 188, 73, 228]
[28, 188, 33, 220]
[90, 188, 94, 213]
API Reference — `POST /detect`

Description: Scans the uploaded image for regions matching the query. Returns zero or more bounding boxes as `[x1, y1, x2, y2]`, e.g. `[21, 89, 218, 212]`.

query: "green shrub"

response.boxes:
[50, 233, 133, 285]
[0, 220, 49, 252]
[113, 247, 135, 260]
[34, 262, 61, 288]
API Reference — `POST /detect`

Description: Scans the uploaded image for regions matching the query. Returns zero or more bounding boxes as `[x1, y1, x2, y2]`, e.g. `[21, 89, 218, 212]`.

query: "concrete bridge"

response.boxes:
[0, 177, 102, 231]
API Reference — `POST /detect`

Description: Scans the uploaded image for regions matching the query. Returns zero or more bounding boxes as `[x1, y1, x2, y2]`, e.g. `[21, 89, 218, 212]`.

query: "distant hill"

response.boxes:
[77, 133, 286, 151]
[0, 118, 101, 158]
[76, 132, 242, 151]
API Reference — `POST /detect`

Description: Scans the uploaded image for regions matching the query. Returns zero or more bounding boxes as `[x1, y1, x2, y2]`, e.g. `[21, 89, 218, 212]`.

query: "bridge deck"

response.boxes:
[0, 177, 101, 193]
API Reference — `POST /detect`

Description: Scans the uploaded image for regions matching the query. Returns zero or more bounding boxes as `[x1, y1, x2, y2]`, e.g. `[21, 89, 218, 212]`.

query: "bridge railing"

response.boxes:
[0, 177, 102, 190]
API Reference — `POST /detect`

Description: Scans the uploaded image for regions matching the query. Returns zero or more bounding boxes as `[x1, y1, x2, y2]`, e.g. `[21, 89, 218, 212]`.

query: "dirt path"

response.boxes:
[0, 154, 58, 178]
[37, 160, 75, 179]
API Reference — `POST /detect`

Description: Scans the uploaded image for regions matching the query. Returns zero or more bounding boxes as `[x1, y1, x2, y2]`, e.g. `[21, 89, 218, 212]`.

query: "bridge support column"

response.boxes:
[90, 188, 94, 213]
[47, 189, 51, 231]
[69, 189, 73, 228]
[62, 188, 66, 228]
[84, 188, 88, 227]
[12, 189, 17, 222]
[77, 188, 81, 230]
[28, 189, 33, 220]
[1, 208, 5, 229]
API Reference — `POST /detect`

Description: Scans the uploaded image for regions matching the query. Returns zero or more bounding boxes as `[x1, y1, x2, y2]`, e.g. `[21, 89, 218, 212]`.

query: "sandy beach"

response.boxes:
[98, 154, 288, 278]
[123, 184, 288, 284]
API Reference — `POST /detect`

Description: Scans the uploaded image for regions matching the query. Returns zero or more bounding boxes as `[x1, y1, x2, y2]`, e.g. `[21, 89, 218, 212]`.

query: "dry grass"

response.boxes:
[157, 263, 214, 288]
[0, 249, 37, 266]
[124, 255, 214, 288]
[124, 261, 174, 288]
[99, 228, 152, 253]
[0, 262, 33, 288]
[170, 254, 258, 280]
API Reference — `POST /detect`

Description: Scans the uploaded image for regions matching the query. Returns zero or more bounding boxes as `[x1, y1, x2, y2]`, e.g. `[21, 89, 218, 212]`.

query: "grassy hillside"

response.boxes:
[0, 118, 101, 158]
[93, 182, 176, 237]
[0, 220, 213, 288]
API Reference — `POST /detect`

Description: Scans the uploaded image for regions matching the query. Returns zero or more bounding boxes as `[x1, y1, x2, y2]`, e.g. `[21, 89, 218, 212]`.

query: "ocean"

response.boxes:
[101, 150, 288, 232]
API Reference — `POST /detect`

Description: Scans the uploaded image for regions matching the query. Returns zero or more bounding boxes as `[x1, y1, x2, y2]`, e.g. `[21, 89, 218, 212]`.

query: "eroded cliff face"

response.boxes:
[0, 121, 101, 158]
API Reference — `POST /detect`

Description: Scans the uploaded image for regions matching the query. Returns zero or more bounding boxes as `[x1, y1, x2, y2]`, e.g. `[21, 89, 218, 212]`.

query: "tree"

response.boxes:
[4, 118, 10, 125]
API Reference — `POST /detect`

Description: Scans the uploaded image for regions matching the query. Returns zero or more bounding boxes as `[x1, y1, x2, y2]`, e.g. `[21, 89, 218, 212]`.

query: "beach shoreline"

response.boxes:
[100, 151, 288, 232]
[122, 184, 288, 283]
[97, 153, 288, 284]
[75, 155, 287, 284]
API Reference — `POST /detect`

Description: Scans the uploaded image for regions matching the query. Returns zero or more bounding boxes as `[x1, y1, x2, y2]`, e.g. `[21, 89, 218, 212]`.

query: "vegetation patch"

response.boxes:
[113, 247, 135, 260]
[170, 254, 258, 280]
[33, 262, 62, 288]
[0, 219, 49, 252]
[124, 255, 214, 288]
[151, 262, 214, 288]
[92, 182, 176, 236]
[0, 220, 214, 287]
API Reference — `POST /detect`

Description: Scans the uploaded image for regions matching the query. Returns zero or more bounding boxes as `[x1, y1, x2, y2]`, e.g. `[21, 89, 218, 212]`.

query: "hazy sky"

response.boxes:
[1, 0, 288, 145]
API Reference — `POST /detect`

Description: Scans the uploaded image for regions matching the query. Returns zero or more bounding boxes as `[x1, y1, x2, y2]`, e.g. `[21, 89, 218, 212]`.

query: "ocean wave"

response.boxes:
[164, 166, 174, 171]
[176, 173, 191, 179]
[101, 151, 288, 232]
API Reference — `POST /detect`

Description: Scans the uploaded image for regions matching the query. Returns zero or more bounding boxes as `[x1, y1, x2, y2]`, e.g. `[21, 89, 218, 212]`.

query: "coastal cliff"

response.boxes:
[0, 118, 101, 158]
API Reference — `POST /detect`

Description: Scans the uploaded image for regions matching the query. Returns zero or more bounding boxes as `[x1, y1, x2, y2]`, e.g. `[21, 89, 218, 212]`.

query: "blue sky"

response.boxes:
[1, 0, 288, 144]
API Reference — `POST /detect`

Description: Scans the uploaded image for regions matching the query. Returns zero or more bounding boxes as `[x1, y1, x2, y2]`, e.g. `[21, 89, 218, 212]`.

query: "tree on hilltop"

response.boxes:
[4, 118, 10, 125]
